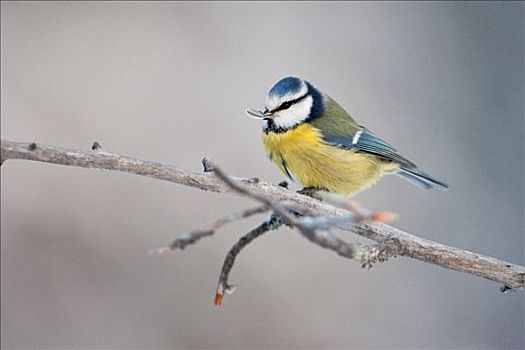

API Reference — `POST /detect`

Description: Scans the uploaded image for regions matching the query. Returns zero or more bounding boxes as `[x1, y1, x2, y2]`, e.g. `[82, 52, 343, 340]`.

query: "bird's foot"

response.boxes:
[297, 187, 322, 198]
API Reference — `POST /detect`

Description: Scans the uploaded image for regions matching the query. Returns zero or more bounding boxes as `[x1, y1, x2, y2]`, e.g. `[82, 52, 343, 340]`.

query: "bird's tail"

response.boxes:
[395, 167, 449, 191]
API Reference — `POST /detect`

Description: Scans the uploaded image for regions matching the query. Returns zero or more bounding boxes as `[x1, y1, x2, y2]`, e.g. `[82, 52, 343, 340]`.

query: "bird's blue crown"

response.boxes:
[268, 76, 304, 98]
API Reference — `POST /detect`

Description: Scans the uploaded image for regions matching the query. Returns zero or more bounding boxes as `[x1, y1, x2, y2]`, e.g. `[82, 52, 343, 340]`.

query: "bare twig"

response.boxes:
[150, 206, 269, 255]
[313, 193, 399, 223]
[208, 162, 405, 304]
[209, 162, 390, 260]
[209, 162, 305, 228]
[215, 213, 286, 306]
[2, 139, 524, 291]
[206, 173, 392, 304]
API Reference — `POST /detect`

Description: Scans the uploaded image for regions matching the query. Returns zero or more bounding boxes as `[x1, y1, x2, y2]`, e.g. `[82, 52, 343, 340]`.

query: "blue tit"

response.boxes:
[246, 76, 448, 196]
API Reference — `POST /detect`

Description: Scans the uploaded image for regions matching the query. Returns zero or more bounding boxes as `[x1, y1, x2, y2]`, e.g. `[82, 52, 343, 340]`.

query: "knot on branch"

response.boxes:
[356, 243, 395, 269]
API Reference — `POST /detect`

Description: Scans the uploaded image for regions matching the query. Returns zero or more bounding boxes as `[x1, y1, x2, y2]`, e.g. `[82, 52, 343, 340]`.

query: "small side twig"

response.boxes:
[214, 213, 286, 305]
[209, 161, 302, 228]
[150, 205, 270, 255]
[209, 161, 400, 304]
[210, 161, 396, 262]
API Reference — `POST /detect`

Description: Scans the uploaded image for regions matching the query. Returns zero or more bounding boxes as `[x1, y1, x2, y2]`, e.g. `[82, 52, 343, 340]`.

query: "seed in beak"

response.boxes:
[245, 108, 266, 119]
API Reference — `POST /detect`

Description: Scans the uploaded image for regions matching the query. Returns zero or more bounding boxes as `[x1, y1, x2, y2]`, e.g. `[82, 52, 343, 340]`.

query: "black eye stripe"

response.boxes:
[271, 93, 310, 113]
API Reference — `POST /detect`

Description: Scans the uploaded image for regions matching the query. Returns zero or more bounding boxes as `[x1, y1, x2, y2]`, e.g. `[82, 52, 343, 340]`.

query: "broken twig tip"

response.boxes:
[148, 246, 171, 256]
[371, 211, 398, 223]
[91, 141, 102, 151]
[202, 157, 214, 172]
[214, 291, 224, 306]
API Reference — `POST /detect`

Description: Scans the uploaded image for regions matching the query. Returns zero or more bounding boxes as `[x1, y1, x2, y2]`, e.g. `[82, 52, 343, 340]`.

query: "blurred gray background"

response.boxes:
[1, 1, 524, 349]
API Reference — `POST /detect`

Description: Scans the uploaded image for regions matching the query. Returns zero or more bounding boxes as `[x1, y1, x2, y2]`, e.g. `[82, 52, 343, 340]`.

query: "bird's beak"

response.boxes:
[245, 108, 273, 120]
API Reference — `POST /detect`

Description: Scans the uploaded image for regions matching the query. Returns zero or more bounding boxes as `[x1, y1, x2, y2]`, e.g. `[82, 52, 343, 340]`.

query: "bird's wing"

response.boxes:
[322, 126, 417, 169]
[309, 96, 416, 168]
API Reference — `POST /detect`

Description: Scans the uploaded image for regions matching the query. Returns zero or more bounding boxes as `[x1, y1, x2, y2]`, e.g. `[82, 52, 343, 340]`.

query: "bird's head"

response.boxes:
[246, 77, 326, 132]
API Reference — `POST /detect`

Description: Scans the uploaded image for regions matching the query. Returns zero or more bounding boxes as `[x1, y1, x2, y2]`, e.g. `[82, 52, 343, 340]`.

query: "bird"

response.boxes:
[245, 76, 448, 196]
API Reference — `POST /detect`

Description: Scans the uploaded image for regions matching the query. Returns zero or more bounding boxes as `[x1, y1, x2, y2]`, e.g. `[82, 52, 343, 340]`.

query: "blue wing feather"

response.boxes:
[322, 127, 449, 190]
[323, 127, 416, 168]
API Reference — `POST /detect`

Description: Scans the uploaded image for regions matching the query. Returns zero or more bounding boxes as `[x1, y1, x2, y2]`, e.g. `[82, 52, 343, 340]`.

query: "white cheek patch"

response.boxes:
[265, 95, 280, 112]
[265, 80, 308, 111]
[273, 95, 313, 130]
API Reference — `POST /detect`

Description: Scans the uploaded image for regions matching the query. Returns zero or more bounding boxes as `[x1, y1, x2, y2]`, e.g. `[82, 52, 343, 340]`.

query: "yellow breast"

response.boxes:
[262, 123, 398, 196]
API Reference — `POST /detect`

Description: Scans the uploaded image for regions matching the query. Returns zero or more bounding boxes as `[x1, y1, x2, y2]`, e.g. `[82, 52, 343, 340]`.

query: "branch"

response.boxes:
[2, 139, 524, 291]
[149, 205, 269, 255]
[210, 161, 396, 265]
[214, 213, 286, 306]
[209, 165, 392, 304]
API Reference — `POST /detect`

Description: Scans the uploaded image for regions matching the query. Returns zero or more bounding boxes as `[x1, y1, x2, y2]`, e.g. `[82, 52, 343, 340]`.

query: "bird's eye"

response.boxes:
[272, 93, 309, 113]
[280, 101, 293, 110]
